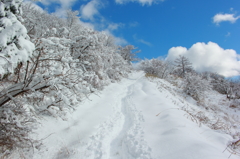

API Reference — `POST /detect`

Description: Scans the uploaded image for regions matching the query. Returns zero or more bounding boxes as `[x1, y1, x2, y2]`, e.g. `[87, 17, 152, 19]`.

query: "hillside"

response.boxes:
[25, 71, 239, 159]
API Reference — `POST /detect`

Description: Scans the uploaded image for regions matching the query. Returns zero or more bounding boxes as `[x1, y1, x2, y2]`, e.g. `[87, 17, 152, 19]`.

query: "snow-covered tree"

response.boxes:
[232, 79, 240, 99]
[139, 58, 171, 79]
[209, 73, 229, 94]
[0, 0, 37, 156]
[183, 73, 211, 101]
[71, 29, 130, 89]
[173, 55, 193, 78]
[65, 10, 82, 38]
[229, 80, 240, 107]
[119, 45, 140, 64]
[0, 0, 34, 77]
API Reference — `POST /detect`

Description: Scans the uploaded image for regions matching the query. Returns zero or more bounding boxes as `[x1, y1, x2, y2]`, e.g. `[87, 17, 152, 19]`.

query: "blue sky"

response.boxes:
[30, 0, 240, 77]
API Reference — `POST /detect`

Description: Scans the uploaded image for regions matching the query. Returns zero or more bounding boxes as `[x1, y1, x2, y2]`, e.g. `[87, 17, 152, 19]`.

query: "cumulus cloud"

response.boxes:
[80, 0, 103, 20]
[213, 13, 240, 25]
[115, 0, 164, 6]
[166, 42, 240, 77]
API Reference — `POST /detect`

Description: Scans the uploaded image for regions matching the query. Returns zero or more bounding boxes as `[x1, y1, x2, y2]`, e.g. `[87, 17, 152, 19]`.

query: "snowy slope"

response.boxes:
[33, 71, 238, 159]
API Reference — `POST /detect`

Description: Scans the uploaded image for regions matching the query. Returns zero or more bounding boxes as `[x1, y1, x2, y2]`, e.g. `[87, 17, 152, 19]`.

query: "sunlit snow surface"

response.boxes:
[33, 71, 239, 159]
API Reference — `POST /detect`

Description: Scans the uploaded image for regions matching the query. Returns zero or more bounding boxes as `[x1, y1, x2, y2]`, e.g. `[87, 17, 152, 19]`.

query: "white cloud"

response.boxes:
[34, 0, 78, 17]
[166, 42, 240, 77]
[38, 0, 77, 9]
[79, 1, 128, 46]
[133, 34, 152, 47]
[213, 13, 240, 25]
[80, 0, 103, 20]
[115, 0, 164, 6]
[36, 0, 101, 18]
[107, 23, 124, 31]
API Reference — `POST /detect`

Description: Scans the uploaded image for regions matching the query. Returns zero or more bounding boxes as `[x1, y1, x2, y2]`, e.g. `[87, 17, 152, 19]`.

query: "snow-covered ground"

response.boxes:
[33, 71, 239, 159]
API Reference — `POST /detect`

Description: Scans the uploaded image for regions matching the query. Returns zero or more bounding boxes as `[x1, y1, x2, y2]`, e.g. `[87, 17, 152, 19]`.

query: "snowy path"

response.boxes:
[34, 71, 238, 159]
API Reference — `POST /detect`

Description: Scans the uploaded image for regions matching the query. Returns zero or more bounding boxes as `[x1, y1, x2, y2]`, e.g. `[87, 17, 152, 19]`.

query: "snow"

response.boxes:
[32, 71, 239, 159]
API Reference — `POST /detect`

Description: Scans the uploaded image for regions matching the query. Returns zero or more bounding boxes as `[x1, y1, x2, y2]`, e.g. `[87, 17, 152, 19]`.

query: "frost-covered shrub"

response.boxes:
[0, 102, 37, 158]
[209, 73, 229, 94]
[118, 45, 140, 64]
[22, 3, 131, 88]
[227, 80, 240, 100]
[22, 37, 89, 115]
[138, 58, 170, 79]
[202, 72, 239, 100]
[184, 73, 211, 101]
[71, 30, 130, 89]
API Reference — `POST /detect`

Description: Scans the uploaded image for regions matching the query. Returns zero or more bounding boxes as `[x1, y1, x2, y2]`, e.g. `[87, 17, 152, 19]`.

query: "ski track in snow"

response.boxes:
[34, 71, 239, 159]
[110, 84, 152, 159]
[77, 72, 152, 159]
